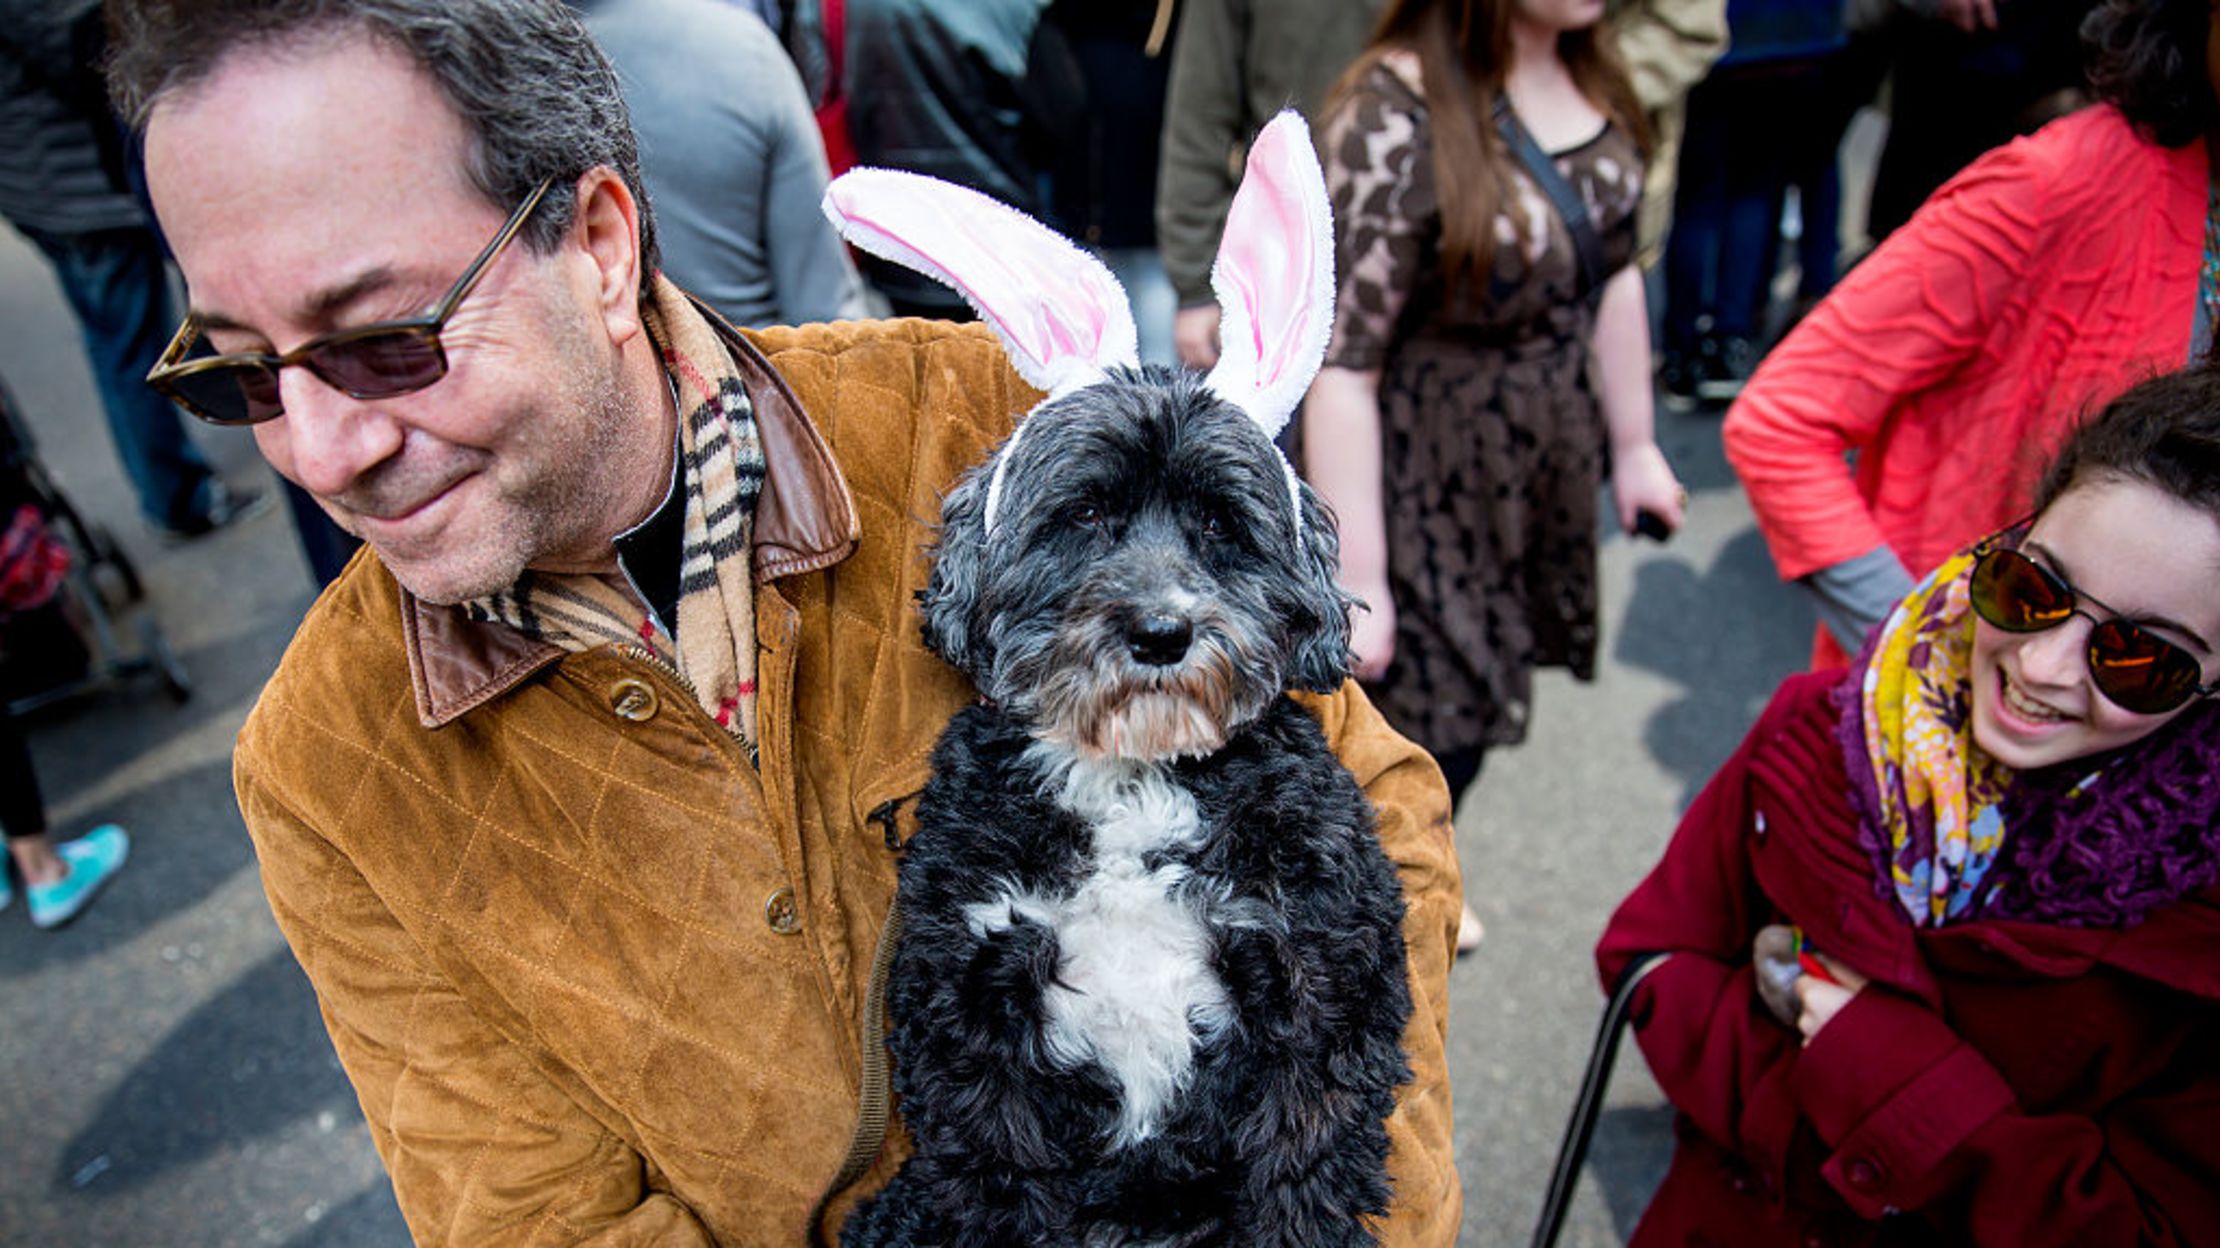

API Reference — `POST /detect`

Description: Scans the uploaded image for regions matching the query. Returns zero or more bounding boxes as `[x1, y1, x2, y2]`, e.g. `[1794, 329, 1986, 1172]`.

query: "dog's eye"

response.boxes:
[1198, 508, 1232, 542]
[1068, 503, 1105, 530]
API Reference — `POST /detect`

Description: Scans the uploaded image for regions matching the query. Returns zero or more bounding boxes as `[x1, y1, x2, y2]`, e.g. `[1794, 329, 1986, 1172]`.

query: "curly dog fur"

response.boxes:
[842, 368, 1413, 1248]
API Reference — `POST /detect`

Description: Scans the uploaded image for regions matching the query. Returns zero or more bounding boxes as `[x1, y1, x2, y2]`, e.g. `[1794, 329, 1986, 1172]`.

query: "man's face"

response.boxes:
[145, 35, 650, 604]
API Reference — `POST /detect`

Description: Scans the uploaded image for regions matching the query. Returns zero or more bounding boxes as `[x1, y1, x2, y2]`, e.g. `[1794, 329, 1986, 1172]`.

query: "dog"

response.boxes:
[826, 113, 1414, 1248]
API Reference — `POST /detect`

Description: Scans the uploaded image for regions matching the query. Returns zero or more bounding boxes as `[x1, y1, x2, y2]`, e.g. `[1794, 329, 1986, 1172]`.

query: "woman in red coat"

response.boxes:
[1600, 366, 2220, 1247]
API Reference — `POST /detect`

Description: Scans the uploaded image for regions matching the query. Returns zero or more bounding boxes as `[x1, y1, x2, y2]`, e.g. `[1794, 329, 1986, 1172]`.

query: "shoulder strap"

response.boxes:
[1492, 95, 1608, 304]
[809, 896, 902, 1243]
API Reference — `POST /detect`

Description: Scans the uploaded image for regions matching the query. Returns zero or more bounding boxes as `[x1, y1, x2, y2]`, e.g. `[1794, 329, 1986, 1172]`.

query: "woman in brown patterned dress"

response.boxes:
[1304, 0, 1687, 950]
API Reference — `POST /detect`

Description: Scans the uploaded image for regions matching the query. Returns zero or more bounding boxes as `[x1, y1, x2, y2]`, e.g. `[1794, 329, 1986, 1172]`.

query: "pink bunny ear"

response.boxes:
[1202, 111, 1334, 442]
[822, 168, 1138, 395]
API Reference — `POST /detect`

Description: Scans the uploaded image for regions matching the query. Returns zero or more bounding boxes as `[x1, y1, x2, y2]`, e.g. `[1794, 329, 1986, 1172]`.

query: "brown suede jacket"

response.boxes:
[233, 314, 1464, 1246]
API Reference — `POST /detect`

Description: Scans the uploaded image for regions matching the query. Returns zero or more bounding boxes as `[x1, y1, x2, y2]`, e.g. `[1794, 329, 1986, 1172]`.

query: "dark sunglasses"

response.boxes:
[1968, 545, 2219, 715]
[147, 177, 556, 426]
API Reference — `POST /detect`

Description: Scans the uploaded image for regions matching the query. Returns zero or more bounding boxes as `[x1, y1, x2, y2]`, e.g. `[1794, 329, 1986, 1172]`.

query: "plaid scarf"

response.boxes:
[462, 278, 765, 749]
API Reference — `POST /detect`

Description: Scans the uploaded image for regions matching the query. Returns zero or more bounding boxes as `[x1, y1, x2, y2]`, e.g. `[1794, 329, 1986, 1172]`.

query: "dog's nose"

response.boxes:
[1125, 614, 1193, 666]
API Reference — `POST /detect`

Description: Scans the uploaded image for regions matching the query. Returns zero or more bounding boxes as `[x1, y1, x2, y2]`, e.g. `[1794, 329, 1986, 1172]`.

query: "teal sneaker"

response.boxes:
[28, 824, 130, 929]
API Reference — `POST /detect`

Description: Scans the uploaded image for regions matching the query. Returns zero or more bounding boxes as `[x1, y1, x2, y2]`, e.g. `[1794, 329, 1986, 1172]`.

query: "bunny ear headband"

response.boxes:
[821, 110, 1335, 541]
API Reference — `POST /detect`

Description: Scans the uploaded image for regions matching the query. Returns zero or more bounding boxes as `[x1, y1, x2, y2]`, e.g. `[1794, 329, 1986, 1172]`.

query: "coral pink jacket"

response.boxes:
[1598, 672, 2220, 1248]
[1725, 107, 2203, 662]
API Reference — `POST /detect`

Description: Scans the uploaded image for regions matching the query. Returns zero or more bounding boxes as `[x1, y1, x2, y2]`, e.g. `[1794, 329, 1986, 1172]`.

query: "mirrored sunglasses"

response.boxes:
[1968, 546, 2219, 716]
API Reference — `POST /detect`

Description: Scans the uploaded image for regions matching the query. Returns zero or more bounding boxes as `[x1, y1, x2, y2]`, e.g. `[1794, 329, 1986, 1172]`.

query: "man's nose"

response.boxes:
[267, 369, 403, 498]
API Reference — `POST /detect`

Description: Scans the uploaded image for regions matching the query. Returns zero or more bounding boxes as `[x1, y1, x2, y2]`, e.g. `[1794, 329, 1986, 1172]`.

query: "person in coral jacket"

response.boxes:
[1601, 366, 2220, 1247]
[1723, 0, 2213, 670]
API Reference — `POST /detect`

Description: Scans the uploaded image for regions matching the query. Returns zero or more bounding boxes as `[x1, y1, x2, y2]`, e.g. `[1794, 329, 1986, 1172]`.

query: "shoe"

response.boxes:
[27, 824, 130, 929]
[1656, 350, 1701, 408]
[1456, 901, 1485, 958]
[158, 480, 272, 542]
[1696, 335, 1761, 404]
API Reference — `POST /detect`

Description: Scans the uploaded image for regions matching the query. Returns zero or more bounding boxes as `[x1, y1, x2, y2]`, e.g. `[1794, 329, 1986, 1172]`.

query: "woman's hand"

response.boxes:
[1347, 577, 1397, 683]
[1610, 440, 1687, 537]
[1793, 951, 1868, 1045]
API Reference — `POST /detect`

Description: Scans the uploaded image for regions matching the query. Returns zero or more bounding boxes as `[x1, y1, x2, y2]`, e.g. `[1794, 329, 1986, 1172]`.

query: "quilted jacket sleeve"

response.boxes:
[1297, 681, 1464, 1245]
[1721, 126, 2056, 581]
[236, 722, 714, 1247]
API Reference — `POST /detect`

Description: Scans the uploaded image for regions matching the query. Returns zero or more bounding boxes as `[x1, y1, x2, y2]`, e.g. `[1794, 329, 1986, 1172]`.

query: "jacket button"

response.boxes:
[608, 678, 659, 722]
[1846, 1159, 1883, 1191]
[765, 887, 802, 935]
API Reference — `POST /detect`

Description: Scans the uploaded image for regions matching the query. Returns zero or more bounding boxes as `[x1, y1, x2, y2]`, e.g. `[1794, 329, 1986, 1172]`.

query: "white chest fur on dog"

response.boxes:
[963, 753, 1239, 1148]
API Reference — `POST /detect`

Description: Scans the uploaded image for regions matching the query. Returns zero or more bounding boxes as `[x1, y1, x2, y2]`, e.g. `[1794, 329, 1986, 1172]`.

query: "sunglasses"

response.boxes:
[1968, 545, 2219, 715]
[147, 178, 556, 426]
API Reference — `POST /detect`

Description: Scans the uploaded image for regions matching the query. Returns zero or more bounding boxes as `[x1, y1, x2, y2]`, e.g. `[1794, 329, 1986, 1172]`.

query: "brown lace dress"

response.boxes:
[1319, 62, 1642, 758]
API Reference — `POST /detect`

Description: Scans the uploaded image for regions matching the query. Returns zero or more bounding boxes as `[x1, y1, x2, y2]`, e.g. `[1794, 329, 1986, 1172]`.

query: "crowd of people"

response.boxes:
[1, 0, 2214, 1243]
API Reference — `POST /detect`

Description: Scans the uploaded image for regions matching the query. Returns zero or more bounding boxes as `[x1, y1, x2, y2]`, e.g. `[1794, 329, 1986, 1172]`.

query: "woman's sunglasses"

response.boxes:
[1968, 546, 2219, 715]
[146, 178, 555, 426]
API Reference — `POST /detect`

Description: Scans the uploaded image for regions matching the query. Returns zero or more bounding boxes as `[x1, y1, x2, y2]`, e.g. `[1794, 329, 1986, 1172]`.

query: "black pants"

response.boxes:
[0, 714, 46, 842]
[1435, 745, 1484, 814]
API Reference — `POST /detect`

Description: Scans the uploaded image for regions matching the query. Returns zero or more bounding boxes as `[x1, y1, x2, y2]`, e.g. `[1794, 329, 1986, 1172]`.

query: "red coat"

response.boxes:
[1598, 671, 2220, 1247]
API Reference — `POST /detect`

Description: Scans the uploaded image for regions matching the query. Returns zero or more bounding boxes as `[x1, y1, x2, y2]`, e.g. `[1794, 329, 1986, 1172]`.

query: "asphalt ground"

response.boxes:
[0, 130, 1857, 1240]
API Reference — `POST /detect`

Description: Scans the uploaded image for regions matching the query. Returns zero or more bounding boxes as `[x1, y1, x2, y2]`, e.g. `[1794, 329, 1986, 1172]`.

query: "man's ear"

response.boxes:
[571, 167, 644, 344]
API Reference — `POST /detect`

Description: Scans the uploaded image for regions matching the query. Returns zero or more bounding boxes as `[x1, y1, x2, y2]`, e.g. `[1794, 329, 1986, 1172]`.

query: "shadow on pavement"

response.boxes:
[1586, 1103, 1677, 1241]
[280, 1181, 411, 1248]
[1615, 526, 1815, 806]
[53, 947, 356, 1196]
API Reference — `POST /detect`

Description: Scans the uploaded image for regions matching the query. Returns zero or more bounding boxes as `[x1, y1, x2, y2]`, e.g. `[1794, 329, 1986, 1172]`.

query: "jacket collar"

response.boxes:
[400, 287, 860, 727]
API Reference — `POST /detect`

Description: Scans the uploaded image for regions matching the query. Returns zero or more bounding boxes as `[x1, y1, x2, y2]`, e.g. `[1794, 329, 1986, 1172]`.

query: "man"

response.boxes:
[105, 1, 1463, 1242]
[0, 0, 257, 537]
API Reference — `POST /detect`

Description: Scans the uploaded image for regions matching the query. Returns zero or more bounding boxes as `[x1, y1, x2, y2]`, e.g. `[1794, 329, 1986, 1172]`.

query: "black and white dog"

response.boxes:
[826, 114, 1413, 1248]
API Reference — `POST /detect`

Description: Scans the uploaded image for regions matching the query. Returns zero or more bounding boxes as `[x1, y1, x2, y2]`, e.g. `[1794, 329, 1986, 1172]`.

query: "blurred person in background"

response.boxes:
[1859, 0, 2098, 243]
[1304, 0, 1688, 953]
[842, 0, 1069, 320]
[0, 715, 129, 930]
[576, 0, 869, 328]
[1726, 0, 2217, 669]
[0, 465, 129, 930]
[1656, 0, 1853, 404]
[1041, 0, 1180, 366]
[1610, 0, 1728, 267]
[1154, 0, 1382, 368]
[0, 0, 259, 539]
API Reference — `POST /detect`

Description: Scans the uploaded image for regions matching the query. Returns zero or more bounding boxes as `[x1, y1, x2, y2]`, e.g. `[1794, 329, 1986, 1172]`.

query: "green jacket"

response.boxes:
[1153, 0, 1382, 307]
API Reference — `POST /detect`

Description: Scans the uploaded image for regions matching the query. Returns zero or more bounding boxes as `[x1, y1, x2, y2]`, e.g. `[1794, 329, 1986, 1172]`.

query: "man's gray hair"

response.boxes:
[105, 0, 659, 292]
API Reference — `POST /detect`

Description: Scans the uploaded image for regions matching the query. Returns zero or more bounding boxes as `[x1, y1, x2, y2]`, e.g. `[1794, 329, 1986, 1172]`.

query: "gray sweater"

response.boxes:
[581, 0, 865, 328]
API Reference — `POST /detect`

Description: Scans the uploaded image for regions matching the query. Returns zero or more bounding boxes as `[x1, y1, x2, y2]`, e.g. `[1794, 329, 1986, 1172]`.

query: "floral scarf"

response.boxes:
[1840, 544, 2220, 928]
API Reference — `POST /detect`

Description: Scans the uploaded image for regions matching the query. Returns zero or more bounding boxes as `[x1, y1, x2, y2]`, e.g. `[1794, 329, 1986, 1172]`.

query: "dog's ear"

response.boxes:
[1202, 111, 1334, 446]
[917, 461, 992, 677]
[1284, 480, 1358, 693]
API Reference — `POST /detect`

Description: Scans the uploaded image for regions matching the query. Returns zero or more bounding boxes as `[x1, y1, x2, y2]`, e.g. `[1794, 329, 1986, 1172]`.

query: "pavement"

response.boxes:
[0, 206, 1824, 1245]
